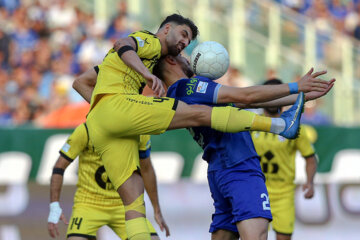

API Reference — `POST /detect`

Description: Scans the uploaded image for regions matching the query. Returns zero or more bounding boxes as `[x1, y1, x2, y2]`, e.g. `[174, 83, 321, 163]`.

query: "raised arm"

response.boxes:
[72, 67, 97, 103]
[217, 68, 330, 105]
[47, 156, 71, 238]
[114, 37, 165, 96]
[234, 78, 335, 109]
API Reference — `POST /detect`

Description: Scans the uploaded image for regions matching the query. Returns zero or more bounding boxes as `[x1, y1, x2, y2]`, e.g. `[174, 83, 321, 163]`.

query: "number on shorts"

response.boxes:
[70, 217, 83, 230]
[261, 193, 271, 211]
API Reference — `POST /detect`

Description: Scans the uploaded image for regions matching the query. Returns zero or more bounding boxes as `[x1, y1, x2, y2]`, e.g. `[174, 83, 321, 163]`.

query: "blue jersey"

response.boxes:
[166, 76, 259, 171]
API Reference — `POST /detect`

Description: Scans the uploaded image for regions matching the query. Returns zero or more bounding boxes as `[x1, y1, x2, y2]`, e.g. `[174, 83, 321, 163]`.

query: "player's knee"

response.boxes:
[124, 193, 146, 218]
[151, 235, 160, 240]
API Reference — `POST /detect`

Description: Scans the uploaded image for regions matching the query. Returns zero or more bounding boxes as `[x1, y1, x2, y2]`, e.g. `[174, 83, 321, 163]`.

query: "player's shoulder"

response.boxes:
[129, 30, 158, 41]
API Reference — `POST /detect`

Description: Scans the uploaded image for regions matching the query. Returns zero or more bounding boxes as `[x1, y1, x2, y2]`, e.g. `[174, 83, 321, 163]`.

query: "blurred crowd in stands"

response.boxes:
[0, 0, 348, 128]
[276, 0, 360, 41]
[0, 0, 136, 127]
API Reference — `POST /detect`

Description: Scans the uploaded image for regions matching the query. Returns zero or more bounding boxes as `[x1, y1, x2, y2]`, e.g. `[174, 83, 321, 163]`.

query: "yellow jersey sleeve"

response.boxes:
[129, 31, 162, 60]
[139, 135, 151, 159]
[59, 124, 88, 161]
[296, 126, 316, 157]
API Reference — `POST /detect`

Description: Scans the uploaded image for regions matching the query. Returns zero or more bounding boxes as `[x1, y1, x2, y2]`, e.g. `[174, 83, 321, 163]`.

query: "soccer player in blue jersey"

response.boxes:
[152, 55, 334, 240]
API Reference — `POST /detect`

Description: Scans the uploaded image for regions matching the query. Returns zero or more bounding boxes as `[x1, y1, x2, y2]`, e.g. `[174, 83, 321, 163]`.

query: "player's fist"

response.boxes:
[302, 182, 315, 199]
[143, 72, 166, 97]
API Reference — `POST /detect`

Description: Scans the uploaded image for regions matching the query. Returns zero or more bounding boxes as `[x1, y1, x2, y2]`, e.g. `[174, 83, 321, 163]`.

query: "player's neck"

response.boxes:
[163, 71, 187, 88]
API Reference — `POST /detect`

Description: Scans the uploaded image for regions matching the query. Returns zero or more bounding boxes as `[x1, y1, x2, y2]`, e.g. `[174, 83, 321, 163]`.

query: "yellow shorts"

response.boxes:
[66, 203, 157, 239]
[268, 190, 295, 235]
[86, 94, 177, 189]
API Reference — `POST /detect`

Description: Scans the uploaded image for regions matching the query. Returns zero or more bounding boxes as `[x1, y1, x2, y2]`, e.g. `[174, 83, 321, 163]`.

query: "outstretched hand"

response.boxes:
[154, 210, 170, 237]
[305, 78, 336, 101]
[298, 68, 331, 93]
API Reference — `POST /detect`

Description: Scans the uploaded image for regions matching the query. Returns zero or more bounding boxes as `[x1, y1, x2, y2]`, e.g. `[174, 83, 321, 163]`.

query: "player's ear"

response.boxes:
[165, 55, 177, 65]
[164, 23, 171, 35]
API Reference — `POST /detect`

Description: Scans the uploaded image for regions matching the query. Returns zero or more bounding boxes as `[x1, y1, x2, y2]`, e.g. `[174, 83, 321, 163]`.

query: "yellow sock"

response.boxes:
[125, 217, 151, 240]
[211, 106, 272, 133]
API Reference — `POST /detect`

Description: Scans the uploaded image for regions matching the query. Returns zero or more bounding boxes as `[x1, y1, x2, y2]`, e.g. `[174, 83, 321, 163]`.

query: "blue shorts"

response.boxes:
[208, 157, 272, 233]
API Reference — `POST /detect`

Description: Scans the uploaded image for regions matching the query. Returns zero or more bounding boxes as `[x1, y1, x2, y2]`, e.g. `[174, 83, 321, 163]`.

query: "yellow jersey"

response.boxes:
[90, 30, 161, 109]
[60, 123, 151, 207]
[251, 126, 315, 194]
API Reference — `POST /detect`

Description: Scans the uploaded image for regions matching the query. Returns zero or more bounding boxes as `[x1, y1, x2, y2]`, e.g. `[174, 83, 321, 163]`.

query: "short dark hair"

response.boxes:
[159, 14, 199, 40]
[263, 78, 283, 85]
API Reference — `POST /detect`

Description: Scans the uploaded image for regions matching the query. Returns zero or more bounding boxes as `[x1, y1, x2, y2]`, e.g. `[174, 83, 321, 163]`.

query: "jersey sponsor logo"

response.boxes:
[136, 36, 145, 47]
[196, 81, 208, 94]
[186, 78, 198, 95]
[61, 143, 70, 153]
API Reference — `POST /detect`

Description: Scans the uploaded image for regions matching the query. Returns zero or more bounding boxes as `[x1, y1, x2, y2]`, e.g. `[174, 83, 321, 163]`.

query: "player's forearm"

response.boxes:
[234, 94, 298, 109]
[140, 159, 161, 212]
[73, 68, 97, 103]
[305, 155, 317, 184]
[50, 174, 64, 203]
[120, 50, 152, 79]
[218, 84, 293, 105]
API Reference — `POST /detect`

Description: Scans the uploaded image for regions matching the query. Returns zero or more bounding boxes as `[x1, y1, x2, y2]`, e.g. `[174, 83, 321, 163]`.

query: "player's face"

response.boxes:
[166, 24, 192, 56]
[176, 55, 194, 78]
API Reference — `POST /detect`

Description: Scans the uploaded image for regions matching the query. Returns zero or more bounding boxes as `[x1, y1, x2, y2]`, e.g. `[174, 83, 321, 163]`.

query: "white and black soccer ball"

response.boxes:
[190, 41, 229, 80]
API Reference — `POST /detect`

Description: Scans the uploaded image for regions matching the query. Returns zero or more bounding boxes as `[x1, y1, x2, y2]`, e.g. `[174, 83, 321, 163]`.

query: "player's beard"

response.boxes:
[167, 42, 180, 56]
[166, 34, 181, 56]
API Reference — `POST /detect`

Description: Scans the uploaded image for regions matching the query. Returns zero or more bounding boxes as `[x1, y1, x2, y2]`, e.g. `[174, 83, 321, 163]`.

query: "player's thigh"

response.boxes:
[107, 206, 127, 240]
[168, 101, 212, 130]
[100, 136, 140, 191]
[87, 94, 177, 137]
[67, 204, 107, 239]
[211, 229, 238, 240]
[236, 217, 269, 240]
[269, 191, 295, 236]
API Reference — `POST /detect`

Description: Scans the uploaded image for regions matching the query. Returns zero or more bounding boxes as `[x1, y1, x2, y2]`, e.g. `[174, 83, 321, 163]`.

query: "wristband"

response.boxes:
[288, 82, 299, 94]
[48, 201, 62, 224]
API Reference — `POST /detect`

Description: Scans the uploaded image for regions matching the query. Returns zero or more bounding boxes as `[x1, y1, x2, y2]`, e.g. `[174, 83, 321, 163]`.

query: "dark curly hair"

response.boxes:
[159, 13, 199, 40]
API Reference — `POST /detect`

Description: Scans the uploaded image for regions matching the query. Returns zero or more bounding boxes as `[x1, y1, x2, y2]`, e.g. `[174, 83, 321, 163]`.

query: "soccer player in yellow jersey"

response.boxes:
[74, 13, 331, 240]
[251, 79, 318, 240]
[47, 123, 169, 240]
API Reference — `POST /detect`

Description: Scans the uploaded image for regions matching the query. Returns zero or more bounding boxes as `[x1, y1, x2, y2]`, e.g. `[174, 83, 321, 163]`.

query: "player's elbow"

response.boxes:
[72, 77, 81, 92]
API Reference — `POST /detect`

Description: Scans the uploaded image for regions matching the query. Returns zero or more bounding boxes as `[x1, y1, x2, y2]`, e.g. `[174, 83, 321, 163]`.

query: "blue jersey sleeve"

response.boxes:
[166, 76, 221, 105]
